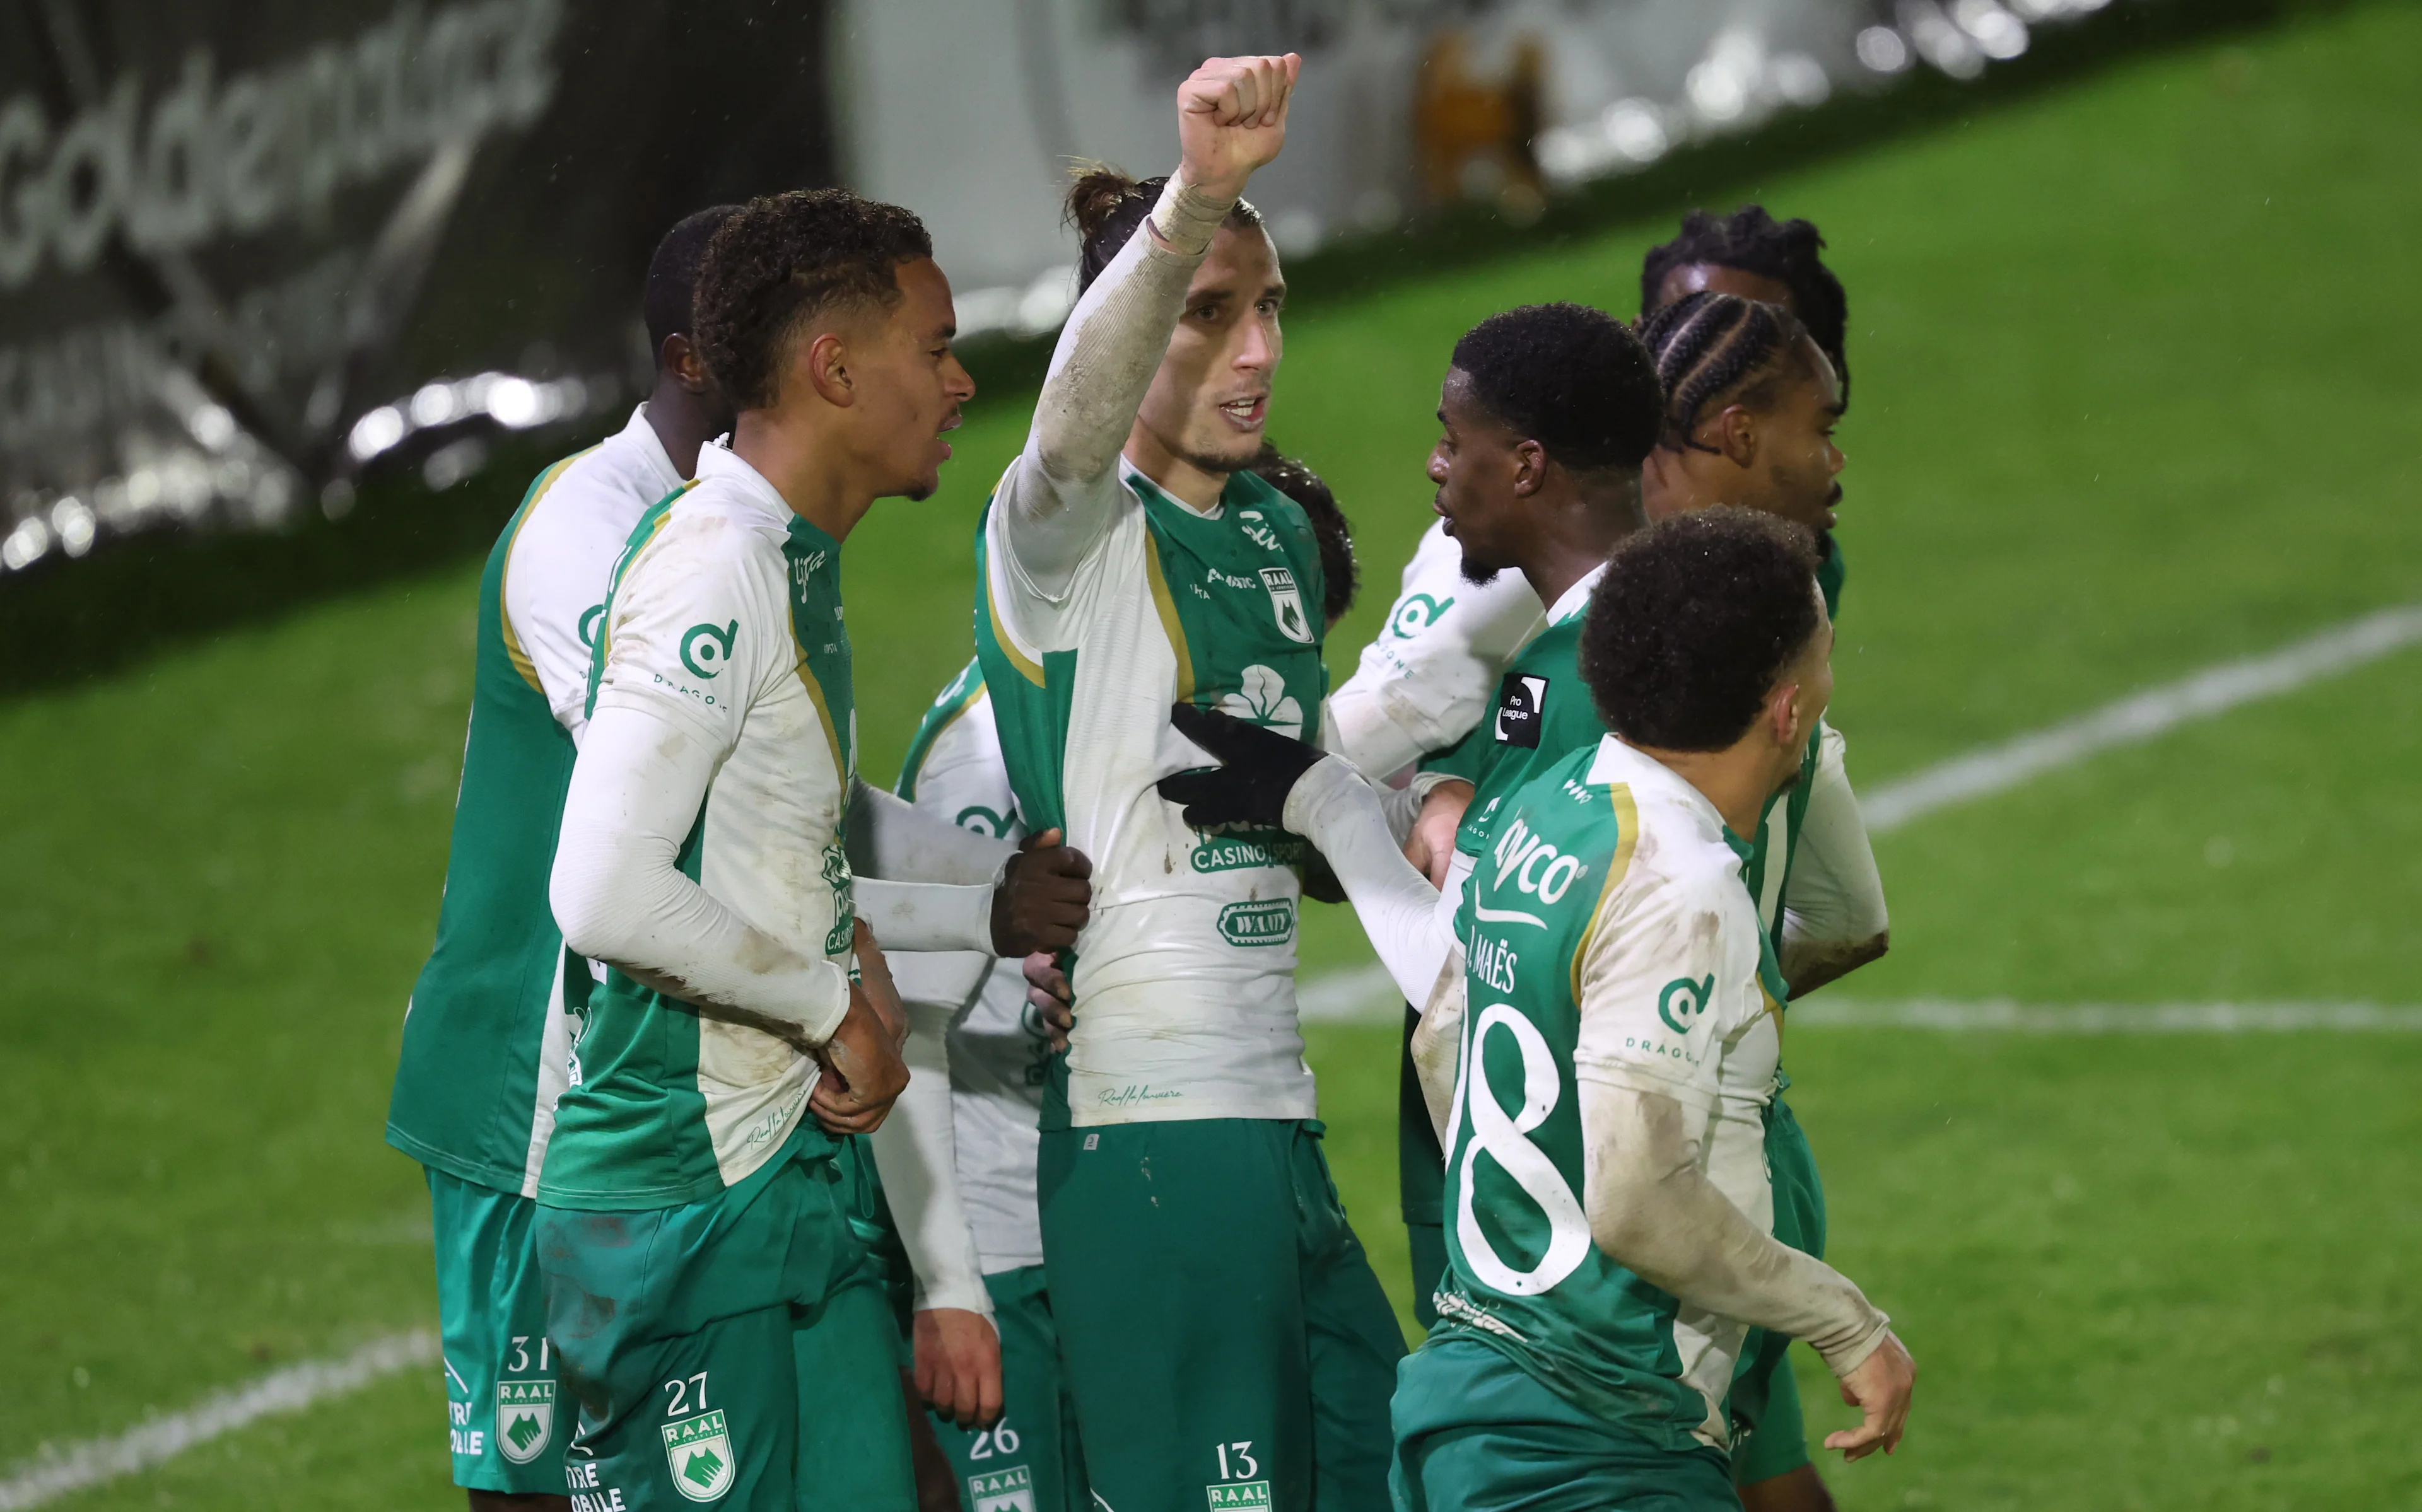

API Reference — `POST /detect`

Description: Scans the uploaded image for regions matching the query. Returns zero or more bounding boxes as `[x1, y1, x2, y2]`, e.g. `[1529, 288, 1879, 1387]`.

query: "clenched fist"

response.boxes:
[1176, 53, 1301, 202]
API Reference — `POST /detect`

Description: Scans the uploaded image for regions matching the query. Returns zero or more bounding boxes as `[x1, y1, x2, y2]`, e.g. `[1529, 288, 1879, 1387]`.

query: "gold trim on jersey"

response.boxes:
[1142, 531, 1195, 703]
[1571, 782, 1642, 1004]
[496, 447, 597, 694]
[790, 624, 851, 781]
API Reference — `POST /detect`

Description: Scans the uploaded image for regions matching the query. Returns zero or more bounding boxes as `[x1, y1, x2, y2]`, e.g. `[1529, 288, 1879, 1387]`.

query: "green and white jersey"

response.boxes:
[1433, 564, 1608, 865]
[896, 660, 1053, 1272]
[538, 443, 858, 1210]
[1435, 735, 1786, 1452]
[1325, 517, 1545, 781]
[976, 461, 1329, 1129]
[389, 406, 684, 1197]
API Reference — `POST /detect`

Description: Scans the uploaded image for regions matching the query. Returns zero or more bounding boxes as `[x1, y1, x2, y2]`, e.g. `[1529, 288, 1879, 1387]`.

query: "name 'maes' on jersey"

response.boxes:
[1435, 734, 1789, 1453]
[539, 443, 859, 1210]
[977, 461, 1330, 1129]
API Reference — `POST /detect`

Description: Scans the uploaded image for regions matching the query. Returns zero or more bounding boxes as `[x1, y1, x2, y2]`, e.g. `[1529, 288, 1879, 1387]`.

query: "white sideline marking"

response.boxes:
[1299, 962, 1400, 1021]
[1859, 603, 2422, 833]
[0, 1332, 436, 1511]
[1791, 999, 2422, 1032]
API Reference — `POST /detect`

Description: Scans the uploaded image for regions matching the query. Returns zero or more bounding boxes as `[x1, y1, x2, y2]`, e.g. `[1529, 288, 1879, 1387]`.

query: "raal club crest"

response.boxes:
[496, 1378, 554, 1464]
[662, 1409, 735, 1502]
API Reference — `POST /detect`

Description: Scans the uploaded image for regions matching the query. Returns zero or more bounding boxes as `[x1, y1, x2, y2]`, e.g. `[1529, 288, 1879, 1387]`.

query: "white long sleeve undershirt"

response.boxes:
[551, 699, 852, 1044]
[1580, 1076, 1892, 1377]
[1001, 176, 1236, 600]
[1280, 757, 1452, 1005]
[869, 993, 995, 1318]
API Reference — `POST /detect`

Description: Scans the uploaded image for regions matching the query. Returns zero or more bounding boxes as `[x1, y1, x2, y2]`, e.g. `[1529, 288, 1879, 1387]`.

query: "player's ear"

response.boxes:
[804, 330, 855, 408]
[1715, 405, 1759, 469]
[662, 332, 711, 394]
[1511, 438, 1547, 497]
[1767, 677, 1803, 748]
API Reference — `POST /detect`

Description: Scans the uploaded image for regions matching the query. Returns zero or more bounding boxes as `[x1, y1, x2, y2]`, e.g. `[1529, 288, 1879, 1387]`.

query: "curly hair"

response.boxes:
[1248, 441, 1357, 626]
[1640, 205, 1849, 402]
[1448, 302, 1663, 474]
[1065, 164, 1266, 294]
[1579, 506, 1822, 752]
[1636, 291, 1819, 455]
[693, 189, 934, 412]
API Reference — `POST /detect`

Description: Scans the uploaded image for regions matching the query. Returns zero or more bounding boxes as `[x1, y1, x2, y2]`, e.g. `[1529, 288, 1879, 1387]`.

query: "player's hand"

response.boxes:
[1024, 951, 1074, 1052]
[1176, 54, 1301, 201]
[1158, 702, 1327, 831]
[1404, 779, 1473, 888]
[810, 986, 910, 1135]
[851, 917, 909, 1047]
[992, 828, 1092, 955]
[1825, 1330, 1916, 1462]
[913, 1308, 1005, 1431]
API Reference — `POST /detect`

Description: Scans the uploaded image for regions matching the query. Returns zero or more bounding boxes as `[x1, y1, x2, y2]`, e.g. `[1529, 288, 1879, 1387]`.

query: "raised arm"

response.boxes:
[997, 54, 1300, 598]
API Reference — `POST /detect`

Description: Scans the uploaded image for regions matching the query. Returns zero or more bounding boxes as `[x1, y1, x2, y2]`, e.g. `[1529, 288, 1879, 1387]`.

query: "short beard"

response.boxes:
[1144, 415, 1259, 482]
[1458, 556, 1501, 586]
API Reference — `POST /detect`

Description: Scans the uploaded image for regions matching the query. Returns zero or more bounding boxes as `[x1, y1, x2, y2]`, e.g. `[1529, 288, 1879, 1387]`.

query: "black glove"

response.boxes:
[1157, 702, 1328, 830]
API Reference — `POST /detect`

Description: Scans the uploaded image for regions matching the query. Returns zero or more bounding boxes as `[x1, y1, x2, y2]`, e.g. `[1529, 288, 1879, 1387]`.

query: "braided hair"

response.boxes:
[1640, 206, 1848, 402]
[1636, 291, 1817, 455]
[1065, 164, 1267, 295]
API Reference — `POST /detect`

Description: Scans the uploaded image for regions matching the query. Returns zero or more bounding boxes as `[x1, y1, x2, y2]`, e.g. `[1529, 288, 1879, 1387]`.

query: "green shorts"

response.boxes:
[925, 1265, 1087, 1512]
[1038, 1117, 1405, 1512]
[1398, 1004, 1448, 1330]
[1727, 1093, 1828, 1488]
[426, 1168, 566, 1494]
[537, 1124, 915, 1510]
[1392, 1336, 1736, 1512]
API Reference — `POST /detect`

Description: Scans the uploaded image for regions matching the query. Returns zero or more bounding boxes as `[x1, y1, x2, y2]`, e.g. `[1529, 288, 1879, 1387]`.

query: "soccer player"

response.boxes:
[1160, 509, 1917, 1507]
[880, 446, 1359, 1512]
[971, 53, 1407, 1512]
[534, 189, 1046, 1512]
[388, 204, 738, 1511]
[1641, 206, 1852, 617]
[1636, 289, 1885, 999]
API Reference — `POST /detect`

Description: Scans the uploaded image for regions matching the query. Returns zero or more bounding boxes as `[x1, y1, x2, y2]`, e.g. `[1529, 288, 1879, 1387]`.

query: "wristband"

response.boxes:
[1150, 171, 1236, 258]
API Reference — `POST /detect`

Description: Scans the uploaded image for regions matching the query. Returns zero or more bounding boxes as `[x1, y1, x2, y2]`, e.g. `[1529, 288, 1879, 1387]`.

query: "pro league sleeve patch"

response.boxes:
[1493, 673, 1548, 748]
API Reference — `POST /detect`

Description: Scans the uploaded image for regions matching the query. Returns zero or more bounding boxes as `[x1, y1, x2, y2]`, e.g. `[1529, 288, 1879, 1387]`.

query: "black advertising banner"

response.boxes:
[0, 0, 838, 578]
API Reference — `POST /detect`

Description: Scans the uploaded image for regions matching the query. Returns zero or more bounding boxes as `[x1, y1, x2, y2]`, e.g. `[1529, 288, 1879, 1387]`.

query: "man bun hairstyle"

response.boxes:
[644, 204, 740, 363]
[1637, 291, 1819, 455]
[1580, 506, 1822, 753]
[1640, 205, 1849, 401]
[1248, 442, 1357, 626]
[1448, 302, 1663, 475]
[1065, 163, 1266, 295]
[693, 189, 934, 413]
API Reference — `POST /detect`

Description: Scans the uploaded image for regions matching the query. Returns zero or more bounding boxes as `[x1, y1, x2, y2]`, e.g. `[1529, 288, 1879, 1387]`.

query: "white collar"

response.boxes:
[1120, 455, 1222, 519]
[1545, 561, 1609, 625]
[1585, 733, 1726, 834]
[693, 438, 797, 525]
[606, 404, 686, 499]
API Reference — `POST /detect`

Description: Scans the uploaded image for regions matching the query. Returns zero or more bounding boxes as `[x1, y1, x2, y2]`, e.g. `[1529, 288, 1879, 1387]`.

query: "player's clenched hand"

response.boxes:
[1825, 1330, 1916, 1462]
[1175, 53, 1301, 200]
[1024, 952, 1074, 1052]
[913, 1308, 1005, 1431]
[1157, 702, 1328, 831]
[810, 984, 910, 1135]
[1404, 779, 1473, 888]
[992, 828, 1092, 955]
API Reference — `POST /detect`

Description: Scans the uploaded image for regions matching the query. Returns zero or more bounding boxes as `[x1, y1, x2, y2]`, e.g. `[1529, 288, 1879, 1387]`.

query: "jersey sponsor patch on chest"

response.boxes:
[1494, 673, 1549, 747]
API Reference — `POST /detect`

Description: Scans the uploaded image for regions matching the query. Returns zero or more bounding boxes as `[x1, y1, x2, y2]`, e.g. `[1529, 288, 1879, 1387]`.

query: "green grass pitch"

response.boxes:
[4, 4, 2421, 1507]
